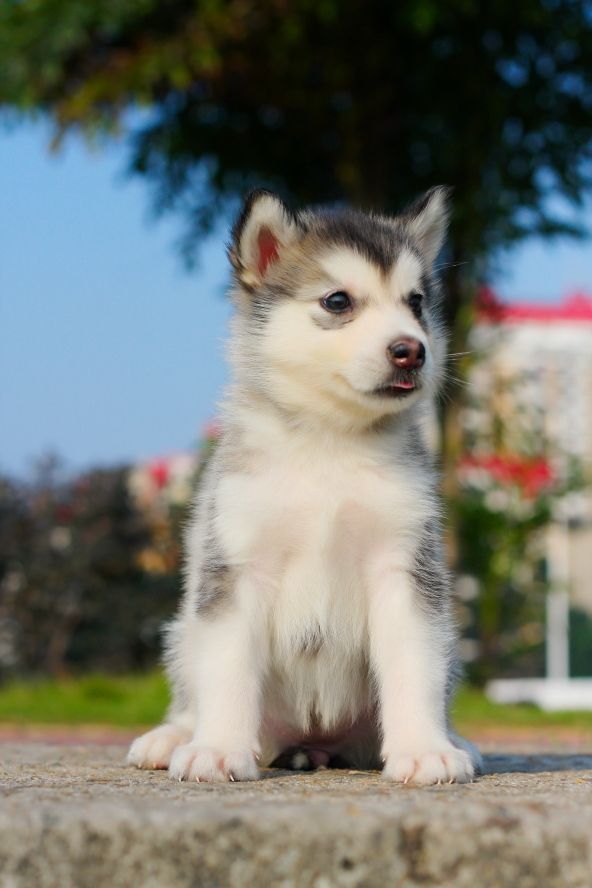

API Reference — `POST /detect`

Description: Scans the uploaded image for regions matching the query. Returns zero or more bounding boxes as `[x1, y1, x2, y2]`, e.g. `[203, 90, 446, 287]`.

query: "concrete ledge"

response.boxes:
[1, 743, 592, 887]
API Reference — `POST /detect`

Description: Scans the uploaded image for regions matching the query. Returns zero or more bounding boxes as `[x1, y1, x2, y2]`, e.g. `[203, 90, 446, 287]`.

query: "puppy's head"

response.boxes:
[228, 187, 450, 428]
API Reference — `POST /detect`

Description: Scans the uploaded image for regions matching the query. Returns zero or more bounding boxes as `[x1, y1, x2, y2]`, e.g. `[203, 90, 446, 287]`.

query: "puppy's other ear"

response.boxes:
[403, 186, 451, 269]
[229, 189, 301, 289]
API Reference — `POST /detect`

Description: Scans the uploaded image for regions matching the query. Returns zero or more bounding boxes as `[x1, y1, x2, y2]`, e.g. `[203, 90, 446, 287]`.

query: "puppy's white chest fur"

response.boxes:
[217, 434, 428, 637]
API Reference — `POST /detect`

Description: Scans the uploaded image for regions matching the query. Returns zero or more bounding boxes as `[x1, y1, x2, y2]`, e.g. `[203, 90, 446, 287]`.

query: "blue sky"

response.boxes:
[1, 122, 592, 478]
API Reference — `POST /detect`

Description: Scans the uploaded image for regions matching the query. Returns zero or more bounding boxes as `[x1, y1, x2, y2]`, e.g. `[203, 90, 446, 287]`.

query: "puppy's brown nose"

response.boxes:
[387, 339, 426, 370]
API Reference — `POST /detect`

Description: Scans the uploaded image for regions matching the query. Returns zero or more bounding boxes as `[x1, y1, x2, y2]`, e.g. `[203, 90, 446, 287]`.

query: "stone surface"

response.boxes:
[1, 742, 592, 888]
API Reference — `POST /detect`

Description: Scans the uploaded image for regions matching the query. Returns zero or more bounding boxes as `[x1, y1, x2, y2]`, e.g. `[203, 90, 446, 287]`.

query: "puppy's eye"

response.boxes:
[321, 291, 352, 313]
[408, 292, 423, 318]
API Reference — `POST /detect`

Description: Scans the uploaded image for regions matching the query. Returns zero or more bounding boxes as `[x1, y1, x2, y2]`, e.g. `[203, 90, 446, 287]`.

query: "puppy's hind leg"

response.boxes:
[449, 729, 484, 775]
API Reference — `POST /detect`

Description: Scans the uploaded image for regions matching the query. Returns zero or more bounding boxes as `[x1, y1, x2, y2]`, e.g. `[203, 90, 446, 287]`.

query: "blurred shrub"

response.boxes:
[454, 459, 552, 684]
[0, 457, 183, 678]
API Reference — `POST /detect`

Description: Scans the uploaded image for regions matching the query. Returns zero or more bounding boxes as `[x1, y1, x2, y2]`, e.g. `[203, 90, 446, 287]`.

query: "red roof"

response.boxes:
[478, 289, 592, 324]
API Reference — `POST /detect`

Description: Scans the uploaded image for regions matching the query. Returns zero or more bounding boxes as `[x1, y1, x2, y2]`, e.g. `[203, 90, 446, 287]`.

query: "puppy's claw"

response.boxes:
[229, 774, 235, 781]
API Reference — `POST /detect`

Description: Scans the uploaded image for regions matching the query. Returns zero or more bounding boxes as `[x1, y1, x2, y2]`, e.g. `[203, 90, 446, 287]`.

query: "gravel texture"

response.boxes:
[1, 742, 592, 888]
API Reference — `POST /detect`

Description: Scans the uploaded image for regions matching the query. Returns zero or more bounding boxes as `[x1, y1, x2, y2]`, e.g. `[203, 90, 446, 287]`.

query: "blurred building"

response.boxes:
[467, 291, 592, 622]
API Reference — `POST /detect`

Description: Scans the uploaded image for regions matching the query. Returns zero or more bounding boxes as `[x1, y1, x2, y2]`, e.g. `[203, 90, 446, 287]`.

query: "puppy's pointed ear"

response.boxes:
[229, 189, 301, 289]
[403, 186, 451, 269]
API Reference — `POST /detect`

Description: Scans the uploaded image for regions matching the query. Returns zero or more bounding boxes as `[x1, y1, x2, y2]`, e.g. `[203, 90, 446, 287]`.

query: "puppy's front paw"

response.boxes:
[169, 742, 259, 783]
[383, 746, 474, 785]
[127, 724, 192, 770]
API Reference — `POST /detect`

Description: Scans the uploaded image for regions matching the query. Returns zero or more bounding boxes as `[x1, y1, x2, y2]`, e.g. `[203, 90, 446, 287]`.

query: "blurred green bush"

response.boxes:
[0, 458, 182, 678]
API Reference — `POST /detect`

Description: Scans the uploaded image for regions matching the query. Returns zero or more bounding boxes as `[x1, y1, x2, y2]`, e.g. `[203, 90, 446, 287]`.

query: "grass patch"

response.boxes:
[452, 685, 592, 729]
[0, 672, 169, 726]
[1, 673, 592, 730]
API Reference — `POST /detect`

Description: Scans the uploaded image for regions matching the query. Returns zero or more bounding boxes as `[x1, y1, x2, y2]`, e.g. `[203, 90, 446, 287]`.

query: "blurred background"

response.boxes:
[1, 0, 592, 739]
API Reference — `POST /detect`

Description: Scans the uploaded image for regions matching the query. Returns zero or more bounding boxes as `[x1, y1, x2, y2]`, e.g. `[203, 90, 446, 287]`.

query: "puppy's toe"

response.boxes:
[169, 743, 259, 783]
[127, 724, 192, 770]
[383, 747, 474, 785]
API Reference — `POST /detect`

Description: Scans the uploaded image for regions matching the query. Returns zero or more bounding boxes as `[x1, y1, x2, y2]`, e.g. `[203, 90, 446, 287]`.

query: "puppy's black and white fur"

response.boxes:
[128, 187, 482, 784]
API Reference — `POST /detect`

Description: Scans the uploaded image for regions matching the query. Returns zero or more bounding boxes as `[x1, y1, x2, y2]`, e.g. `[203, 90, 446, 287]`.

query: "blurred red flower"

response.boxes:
[458, 454, 555, 498]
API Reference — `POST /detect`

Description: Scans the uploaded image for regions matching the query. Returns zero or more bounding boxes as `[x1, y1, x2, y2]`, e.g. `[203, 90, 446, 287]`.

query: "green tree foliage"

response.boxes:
[2, 0, 592, 327]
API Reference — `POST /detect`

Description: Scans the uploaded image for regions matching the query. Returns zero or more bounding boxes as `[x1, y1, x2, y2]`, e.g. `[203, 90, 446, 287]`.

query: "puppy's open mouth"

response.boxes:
[373, 378, 420, 398]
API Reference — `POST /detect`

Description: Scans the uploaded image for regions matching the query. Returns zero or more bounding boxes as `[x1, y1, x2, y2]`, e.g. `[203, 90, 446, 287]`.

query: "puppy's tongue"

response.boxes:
[391, 380, 414, 390]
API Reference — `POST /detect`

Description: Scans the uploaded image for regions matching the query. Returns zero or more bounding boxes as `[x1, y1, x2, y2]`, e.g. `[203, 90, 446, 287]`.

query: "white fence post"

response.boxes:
[545, 520, 570, 680]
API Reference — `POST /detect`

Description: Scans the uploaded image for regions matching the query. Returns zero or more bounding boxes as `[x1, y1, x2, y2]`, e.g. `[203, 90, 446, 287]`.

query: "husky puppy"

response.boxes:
[128, 187, 482, 785]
